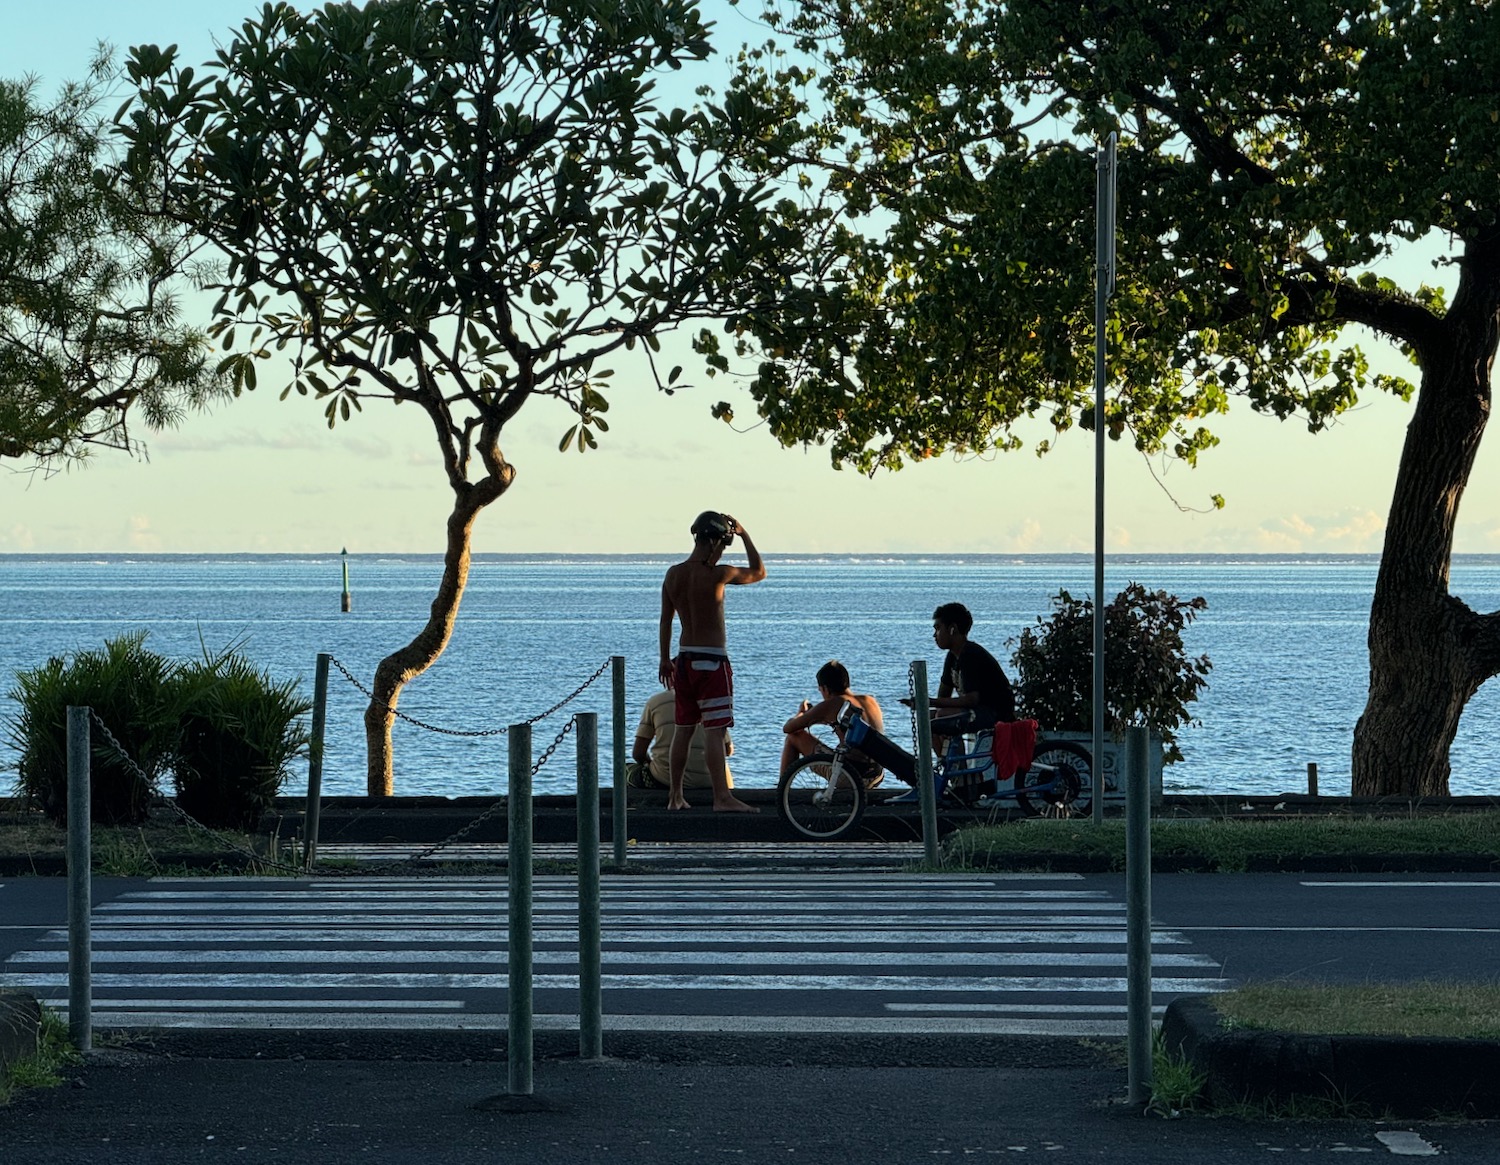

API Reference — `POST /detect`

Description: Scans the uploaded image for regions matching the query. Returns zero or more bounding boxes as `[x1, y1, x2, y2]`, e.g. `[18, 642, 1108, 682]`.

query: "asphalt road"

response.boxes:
[2, 871, 1496, 1035]
[3, 870, 1498, 1163]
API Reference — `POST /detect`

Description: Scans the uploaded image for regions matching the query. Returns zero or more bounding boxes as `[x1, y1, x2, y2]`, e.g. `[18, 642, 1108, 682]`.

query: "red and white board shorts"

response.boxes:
[673, 648, 734, 729]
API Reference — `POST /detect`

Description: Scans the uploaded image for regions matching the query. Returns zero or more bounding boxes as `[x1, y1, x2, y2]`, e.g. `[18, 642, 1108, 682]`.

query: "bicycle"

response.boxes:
[776, 707, 1094, 841]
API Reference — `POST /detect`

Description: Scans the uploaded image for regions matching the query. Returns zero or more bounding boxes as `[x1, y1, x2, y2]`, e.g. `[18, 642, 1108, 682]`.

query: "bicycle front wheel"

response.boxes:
[777, 753, 868, 841]
[1016, 740, 1094, 818]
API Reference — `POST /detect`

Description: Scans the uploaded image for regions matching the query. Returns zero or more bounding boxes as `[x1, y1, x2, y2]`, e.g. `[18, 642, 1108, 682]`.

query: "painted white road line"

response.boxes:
[119, 887, 1104, 901]
[36, 997, 463, 1011]
[1373, 1130, 1440, 1156]
[4, 948, 1218, 968]
[0, 972, 1227, 992]
[885, 1003, 1181, 1014]
[155, 874, 1087, 889]
[39, 927, 1191, 944]
[93, 899, 1128, 917]
[1302, 881, 1500, 888]
[29, 1010, 1136, 1036]
[81, 913, 1128, 929]
[1172, 925, 1500, 934]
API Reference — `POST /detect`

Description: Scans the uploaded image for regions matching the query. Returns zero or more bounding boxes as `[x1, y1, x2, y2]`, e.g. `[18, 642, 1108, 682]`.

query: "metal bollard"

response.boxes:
[66, 706, 92, 1052]
[911, 661, 939, 865]
[507, 725, 534, 1096]
[611, 656, 627, 866]
[304, 653, 330, 869]
[1125, 725, 1153, 1105]
[576, 713, 603, 1059]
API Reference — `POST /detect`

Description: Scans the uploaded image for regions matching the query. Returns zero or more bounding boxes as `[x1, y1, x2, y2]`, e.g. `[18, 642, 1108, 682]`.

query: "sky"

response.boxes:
[2, 1, 1496, 556]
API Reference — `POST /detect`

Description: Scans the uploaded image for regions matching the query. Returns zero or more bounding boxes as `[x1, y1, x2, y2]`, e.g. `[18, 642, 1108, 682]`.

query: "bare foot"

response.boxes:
[667, 794, 691, 810]
[712, 796, 760, 813]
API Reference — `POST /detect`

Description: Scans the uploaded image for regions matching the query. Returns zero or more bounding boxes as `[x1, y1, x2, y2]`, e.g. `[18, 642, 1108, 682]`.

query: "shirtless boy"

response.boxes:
[659, 511, 766, 812]
[780, 660, 886, 789]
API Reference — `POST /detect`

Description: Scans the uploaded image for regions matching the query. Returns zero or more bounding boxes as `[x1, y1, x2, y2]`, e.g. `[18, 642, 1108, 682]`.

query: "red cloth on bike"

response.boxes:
[990, 719, 1038, 778]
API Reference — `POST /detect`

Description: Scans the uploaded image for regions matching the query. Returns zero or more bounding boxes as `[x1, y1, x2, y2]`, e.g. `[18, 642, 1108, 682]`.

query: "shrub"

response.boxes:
[168, 645, 312, 831]
[1010, 583, 1211, 764]
[6, 632, 176, 824]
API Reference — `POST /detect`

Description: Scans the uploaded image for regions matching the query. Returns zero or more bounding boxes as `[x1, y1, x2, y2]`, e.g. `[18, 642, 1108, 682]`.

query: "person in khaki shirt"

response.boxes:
[631, 689, 732, 790]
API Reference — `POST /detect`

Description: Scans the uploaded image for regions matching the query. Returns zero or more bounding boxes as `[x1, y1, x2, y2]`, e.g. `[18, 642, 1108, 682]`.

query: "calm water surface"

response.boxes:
[2, 554, 1497, 799]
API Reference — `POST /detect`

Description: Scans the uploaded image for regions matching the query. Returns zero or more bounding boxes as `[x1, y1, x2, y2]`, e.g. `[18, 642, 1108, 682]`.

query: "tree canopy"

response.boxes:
[0, 53, 225, 468]
[121, 0, 804, 792]
[725, 0, 1500, 795]
[723, 0, 1491, 474]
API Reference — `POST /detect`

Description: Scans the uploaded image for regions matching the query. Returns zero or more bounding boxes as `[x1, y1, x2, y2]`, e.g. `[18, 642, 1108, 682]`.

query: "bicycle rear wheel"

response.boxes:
[777, 753, 868, 841]
[1015, 740, 1094, 818]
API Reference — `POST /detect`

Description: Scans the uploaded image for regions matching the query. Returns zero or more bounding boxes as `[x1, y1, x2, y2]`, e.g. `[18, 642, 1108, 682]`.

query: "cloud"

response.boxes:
[1, 524, 35, 550]
[153, 428, 331, 455]
[1251, 509, 1386, 552]
[1323, 509, 1386, 546]
[126, 515, 162, 552]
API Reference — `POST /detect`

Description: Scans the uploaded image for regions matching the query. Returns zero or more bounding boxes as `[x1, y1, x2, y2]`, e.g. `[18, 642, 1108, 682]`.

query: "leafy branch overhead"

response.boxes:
[121, 0, 803, 488]
[118, 0, 805, 795]
[723, 0, 1479, 476]
[0, 52, 225, 468]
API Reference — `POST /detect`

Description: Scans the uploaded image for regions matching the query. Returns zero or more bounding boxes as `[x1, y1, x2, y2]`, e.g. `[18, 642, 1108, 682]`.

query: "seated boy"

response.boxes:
[780, 660, 885, 789]
[631, 687, 733, 789]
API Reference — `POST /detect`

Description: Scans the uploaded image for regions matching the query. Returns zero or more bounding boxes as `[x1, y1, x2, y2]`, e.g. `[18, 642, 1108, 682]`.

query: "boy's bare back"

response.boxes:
[661, 559, 734, 648]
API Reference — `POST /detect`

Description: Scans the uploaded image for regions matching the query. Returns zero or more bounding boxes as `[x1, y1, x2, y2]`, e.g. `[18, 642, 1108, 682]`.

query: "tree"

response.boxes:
[723, 0, 1500, 797]
[121, 0, 800, 794]
[0, 52, 225, 467]
[1011, 585, 1211, 766]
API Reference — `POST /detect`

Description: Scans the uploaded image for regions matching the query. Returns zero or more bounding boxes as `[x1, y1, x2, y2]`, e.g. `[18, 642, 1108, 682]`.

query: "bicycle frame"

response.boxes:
[777, 711, 1094, 840]
[831, 713, 1074, 805]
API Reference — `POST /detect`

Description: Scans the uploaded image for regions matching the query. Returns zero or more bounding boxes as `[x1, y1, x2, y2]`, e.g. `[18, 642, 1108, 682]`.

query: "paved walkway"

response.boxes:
[0, 1036, 1482, 1164]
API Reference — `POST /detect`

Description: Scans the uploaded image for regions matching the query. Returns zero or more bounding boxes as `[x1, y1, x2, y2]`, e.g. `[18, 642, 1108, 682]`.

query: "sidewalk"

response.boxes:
[0, 1030, 1486, 1164]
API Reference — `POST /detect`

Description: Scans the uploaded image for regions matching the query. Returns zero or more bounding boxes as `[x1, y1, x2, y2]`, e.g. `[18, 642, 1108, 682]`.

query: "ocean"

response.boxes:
[2, 553, 1497, 800]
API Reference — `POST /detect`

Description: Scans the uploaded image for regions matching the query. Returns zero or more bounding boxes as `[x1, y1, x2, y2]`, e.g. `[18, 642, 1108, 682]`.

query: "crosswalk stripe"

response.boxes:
[3, 949, 1218, 968]
[21, 926, 1188, 944]
[0, 873, 1227, 1036]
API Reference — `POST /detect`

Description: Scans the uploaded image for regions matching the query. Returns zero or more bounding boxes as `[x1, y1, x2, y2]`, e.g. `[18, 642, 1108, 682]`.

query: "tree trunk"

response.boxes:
[362, 473, 512, 796]
[1351, 236, 1500, 797]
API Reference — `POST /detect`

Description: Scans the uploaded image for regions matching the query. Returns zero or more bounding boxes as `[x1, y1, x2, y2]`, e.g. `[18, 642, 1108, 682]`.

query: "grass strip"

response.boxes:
[941, 811, 1500, 871]
[1212, 981, 1500, 1040]
[0, 1010, 78, 1106]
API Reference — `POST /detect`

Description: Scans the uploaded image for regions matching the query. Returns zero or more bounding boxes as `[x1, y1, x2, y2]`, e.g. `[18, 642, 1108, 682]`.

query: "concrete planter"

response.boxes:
[1037, 730, 1164, 807]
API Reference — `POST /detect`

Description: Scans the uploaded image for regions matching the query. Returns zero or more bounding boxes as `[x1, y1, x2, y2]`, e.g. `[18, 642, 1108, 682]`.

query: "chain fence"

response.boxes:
[326, 655, 609, 737]
[80, 654, 614, 876]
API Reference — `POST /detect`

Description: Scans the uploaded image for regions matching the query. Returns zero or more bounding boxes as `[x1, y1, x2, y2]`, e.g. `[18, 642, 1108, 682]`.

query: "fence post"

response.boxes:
[1125, 725, 1153, 1105]
[304, 653, 330, 869]
[576, 713, 603, 1059]
[1307, 762, 1319, 797]
[611, 656, 627, 866]
[507, 724, 534, 1096]
[66, 706, 92, 1053]
[910, 661, 939, 865]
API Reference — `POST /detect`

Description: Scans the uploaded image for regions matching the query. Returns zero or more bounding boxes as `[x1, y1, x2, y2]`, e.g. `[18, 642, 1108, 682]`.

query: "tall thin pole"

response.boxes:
[911, 661, 939, 865]
[1125, 725, 1154, 1104]
[576, 713, 603, 1059]
[507, 724, 534, 1096]
[66, 706, 92, 1052]
[1092, 132, 1117, 825]
[304, 653, 330, 869]
[611, 656, 627, 865]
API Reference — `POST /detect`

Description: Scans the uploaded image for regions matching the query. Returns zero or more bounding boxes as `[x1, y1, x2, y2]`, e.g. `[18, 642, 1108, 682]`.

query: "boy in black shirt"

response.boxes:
[900, 601, 1016, 732]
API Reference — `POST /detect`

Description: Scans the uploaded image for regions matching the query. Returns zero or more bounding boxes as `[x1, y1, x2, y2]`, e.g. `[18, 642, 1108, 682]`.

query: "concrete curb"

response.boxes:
[1161, 995, 1500, 1118]
[0, 990, 42, 1072]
